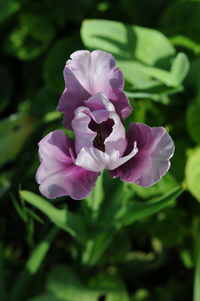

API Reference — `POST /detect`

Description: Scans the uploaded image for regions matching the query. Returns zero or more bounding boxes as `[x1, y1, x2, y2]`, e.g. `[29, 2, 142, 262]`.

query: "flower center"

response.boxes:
[89, 118, 114, 152]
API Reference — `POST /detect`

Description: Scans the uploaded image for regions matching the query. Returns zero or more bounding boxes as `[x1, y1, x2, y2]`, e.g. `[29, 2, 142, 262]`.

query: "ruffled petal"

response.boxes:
[36, 130, 99, 200]
[110, 123, 174, 187]
[57, 50, 132, 128]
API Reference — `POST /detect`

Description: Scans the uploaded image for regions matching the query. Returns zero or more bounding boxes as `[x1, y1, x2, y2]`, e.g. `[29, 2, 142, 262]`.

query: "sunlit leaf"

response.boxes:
[117, 186, 183, 226]
[47, 265, 99, 301]
[185, 148, 200, 201]
[10, 227, 59, 301]
[20, 191, 86, 243]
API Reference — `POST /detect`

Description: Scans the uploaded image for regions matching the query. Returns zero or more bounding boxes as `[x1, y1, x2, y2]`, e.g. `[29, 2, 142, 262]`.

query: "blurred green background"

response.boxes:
[1, 0, 200, 300]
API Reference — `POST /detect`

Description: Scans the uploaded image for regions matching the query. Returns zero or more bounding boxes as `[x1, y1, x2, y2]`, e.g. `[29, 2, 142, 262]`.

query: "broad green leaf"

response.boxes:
[0, 114, 34, 167]
[185, 148, 200, 201]
[82, 19, 174, 64]
[0, 0, 20, 24]
[186, 100, 200, 144]
[20, 191, 86, 243]
[81, 19, 177, 89]
[117, 186, 183, 226]
[47, 265, 129, 301]
[170, 53, 190, 86]
[143, 53, 189, 87]
[125, 85, 183, 104]
[10, 227, 59, 301]
[46, 265, 99, 301]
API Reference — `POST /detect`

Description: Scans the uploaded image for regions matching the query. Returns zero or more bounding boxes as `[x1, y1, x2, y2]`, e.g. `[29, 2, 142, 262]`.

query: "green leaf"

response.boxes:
[117, 186, 184, 226]
[125, 85, 183, 104]
[81, 231, 115, 266]
[185, 148, 200, 201]
[170, 35, 200, 55]
[81, 19, 177, 89]
[47, 266, 129, 301]
[170, 53, 190, 86]
[20, 190, 86, 243]
[130, 173, 178, 200]
[0, 114, 34, 167]
[46, 265, 99, 301]
[82, 19, 174, 63]
[85, 173, 104, 220]
[10, 227, 59, 301]
[89, 273, 130, 301]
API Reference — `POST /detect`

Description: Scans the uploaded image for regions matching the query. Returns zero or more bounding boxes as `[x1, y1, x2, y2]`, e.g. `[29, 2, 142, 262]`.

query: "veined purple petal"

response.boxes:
[36, 130, 99, 200]
[110, 123, 174, 187]
[57, 50, 132, 128]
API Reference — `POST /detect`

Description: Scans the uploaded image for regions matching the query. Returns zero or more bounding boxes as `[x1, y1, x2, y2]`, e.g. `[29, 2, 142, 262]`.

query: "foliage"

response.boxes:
[0, 0, 200, 301]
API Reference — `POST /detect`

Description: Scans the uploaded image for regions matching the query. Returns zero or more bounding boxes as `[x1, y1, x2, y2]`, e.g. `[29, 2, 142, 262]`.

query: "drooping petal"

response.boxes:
[85, 92, 115, 112]
[57, 69, 90, 129]
[110, 123, 174, 187]
[75, 142, 138, 172]
[57, 50, 132, 128]
[36, 130, 99, 200]
[75, 147, 110, 172]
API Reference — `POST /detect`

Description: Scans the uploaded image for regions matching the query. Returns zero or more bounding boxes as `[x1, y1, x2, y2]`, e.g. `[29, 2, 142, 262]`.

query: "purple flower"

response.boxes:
[57, 50, 132, 129]
[36, 93, 174, 200]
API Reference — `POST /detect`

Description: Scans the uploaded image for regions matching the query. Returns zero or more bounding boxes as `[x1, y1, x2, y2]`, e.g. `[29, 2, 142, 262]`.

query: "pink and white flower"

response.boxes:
[36, 92, 174, 200]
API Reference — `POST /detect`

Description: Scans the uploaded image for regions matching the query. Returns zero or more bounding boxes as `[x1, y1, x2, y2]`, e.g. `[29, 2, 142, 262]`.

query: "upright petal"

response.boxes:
[57, 69, 90, 129]
[57, 50, 132, 128]
[110, 123, 174, 187]
[36, 130, 99, 200]
[104, 112, 127, 157]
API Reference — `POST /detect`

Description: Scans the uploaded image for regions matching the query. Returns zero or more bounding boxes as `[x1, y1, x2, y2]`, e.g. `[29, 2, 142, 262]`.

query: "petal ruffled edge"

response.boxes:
[36, 130, 99, 200]
[110, 123, 175, 187]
